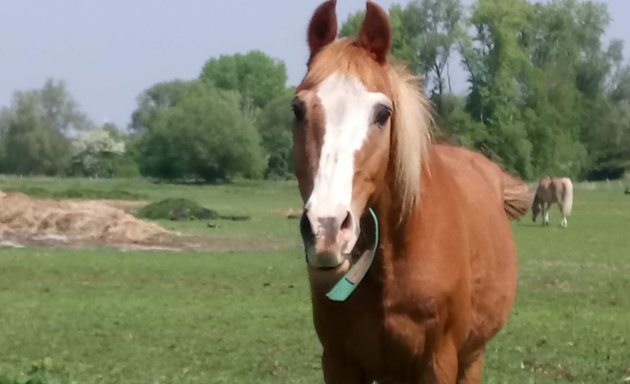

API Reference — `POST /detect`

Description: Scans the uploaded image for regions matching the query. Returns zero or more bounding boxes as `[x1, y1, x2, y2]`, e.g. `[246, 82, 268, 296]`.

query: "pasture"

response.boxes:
[0, 178, 628, 383]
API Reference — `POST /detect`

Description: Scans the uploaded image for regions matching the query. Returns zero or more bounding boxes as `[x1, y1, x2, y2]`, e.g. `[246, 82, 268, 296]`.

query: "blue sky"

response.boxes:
[1, 0, 629, 129]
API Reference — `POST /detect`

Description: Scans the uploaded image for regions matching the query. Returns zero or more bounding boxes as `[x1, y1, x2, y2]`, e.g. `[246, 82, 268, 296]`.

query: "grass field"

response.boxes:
[0, 177, 628, 383]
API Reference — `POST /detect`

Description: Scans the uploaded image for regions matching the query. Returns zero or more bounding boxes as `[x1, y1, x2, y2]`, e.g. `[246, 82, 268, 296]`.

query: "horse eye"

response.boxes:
[374, 104, 392, 127]
[292, 99, 306, 122]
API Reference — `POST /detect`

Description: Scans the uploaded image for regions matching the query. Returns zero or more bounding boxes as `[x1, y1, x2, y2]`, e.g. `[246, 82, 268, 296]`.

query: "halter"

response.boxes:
[326, 207, 379, 302]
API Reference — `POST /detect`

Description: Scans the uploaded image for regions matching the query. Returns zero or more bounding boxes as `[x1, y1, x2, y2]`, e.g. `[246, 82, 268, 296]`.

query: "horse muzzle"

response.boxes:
[299, 206, 359, 269]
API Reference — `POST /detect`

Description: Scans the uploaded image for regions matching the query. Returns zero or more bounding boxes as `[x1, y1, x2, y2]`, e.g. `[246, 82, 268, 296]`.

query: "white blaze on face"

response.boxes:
[306, 72, 391, 224]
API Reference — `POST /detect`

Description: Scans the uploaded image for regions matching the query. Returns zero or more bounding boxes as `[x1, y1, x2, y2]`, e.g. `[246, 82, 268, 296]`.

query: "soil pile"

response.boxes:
[0, 191, 172, 248]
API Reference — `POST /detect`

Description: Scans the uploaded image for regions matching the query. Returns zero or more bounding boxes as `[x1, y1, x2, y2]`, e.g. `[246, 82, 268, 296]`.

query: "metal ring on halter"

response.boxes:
[326, 207, 379, 302]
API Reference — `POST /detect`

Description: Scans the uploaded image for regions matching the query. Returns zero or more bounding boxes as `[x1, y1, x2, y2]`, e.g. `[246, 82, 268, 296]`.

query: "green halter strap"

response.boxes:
[326, 208, 380, 302]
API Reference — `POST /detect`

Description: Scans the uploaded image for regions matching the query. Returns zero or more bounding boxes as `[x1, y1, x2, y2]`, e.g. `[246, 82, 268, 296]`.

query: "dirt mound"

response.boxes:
[0, 191, 171, 248]
[137, 198, 218, 221]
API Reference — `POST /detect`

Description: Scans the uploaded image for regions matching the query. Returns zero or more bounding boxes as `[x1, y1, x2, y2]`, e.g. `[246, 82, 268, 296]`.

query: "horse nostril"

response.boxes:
[340, 211, 353, 232]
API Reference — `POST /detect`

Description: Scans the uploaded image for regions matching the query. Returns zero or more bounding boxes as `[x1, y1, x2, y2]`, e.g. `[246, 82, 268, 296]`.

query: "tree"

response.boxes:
[439, 94, 488, 147]
[582, 96, 630, 179]
[37, 79, 94, 135]
[610, 63, 630, 104]
[340, 10, 364, 38]
[199, 51, 287, 110]
[340, 6, 414, 63]
[130, 80, 198, 132]
[0, 79, 93, 175]
[132, 81, 264, 182]
[530, 0, 618, 178]
[463, 0, 536, 178]
[582, 57, 630, 180]
[0, 107, 12, 171]
[406, 0, 466, 118]
[337, 0, 629, 180]
[256, 89, 295, 179]
[518, 0, 595, 178]
[340, 2, 465, 124]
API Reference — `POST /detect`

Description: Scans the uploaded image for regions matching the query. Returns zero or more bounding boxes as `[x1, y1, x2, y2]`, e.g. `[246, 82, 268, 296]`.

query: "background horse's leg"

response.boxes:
[543, 203, 550, 226]
[560, 204, 568, 228]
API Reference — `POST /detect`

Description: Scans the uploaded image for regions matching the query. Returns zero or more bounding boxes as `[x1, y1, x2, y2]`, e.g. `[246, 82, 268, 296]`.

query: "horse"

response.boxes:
[531, 176, 573, 228]
[291, 1, 533, 382]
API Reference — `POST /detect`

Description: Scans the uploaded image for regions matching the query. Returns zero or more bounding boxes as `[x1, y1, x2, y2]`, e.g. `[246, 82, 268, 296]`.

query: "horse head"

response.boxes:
[292, 0, 431, 270]
[531, 196, 541, 222]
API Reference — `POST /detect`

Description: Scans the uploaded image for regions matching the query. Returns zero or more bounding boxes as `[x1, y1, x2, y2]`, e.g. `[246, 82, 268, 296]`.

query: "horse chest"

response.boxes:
[382, 294, 441, 353]
[318, 291, 441, 380]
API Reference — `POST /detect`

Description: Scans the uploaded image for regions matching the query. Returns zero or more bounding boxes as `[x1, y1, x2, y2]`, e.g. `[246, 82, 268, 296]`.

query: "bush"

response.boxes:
[70, 128, 125, 178]
[136, 198, 218, 221]
[111, 154, 141, 178]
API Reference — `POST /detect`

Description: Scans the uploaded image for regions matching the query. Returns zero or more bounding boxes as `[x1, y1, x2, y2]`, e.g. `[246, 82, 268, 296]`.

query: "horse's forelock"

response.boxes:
[300, 39, 389, 93]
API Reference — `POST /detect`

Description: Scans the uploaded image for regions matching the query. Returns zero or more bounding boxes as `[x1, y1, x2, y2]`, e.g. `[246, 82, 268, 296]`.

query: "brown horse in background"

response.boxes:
[292, 1, 533, 382]
[532, 176, 574, 228]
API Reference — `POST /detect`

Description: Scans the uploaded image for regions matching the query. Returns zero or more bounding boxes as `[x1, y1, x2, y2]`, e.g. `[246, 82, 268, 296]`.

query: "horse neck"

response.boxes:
[532, 194, 541, 206]
[369, 178, 416, 267]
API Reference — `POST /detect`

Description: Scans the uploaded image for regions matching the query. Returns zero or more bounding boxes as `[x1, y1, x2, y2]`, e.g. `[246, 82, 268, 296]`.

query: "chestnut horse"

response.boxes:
[292, 1, 533, 382]
[531, 176, 573, 228]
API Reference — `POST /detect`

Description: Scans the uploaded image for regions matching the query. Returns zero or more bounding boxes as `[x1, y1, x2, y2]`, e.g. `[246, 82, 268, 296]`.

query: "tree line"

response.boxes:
[1, 0, 628, 182]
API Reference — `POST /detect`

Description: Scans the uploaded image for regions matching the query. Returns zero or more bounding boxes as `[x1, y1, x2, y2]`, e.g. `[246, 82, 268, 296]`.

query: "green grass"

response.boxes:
[0, 183, 148, 200]
[0, 178, 628, 383]
[0, 249, 316, 384]
[485, 188, 630, 383]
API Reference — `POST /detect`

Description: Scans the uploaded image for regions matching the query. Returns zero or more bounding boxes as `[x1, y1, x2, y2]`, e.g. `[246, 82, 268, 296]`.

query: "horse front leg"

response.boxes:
[322, 350, 366, 384]
[457, 350, 484, 384]
[421, 334, 459, 384]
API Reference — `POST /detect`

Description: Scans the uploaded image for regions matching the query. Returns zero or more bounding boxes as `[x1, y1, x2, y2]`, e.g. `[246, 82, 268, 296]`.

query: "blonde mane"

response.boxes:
[387, 63, 433, 211]
[302, 38, 434, 212]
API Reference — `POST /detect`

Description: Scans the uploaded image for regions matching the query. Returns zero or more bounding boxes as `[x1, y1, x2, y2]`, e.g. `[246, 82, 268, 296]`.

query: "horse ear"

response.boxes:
[307, 0, 338, 59]
[356, 1, 392, 63]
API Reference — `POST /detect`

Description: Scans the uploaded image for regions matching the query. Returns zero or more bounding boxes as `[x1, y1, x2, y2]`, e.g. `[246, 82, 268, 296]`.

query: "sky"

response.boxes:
[1, 0, 629, 129]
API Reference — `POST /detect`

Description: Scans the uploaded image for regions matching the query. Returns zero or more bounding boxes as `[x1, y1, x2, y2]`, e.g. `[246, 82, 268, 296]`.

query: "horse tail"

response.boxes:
[561, 178, 573, 216]
[501, 171, 534, 220]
